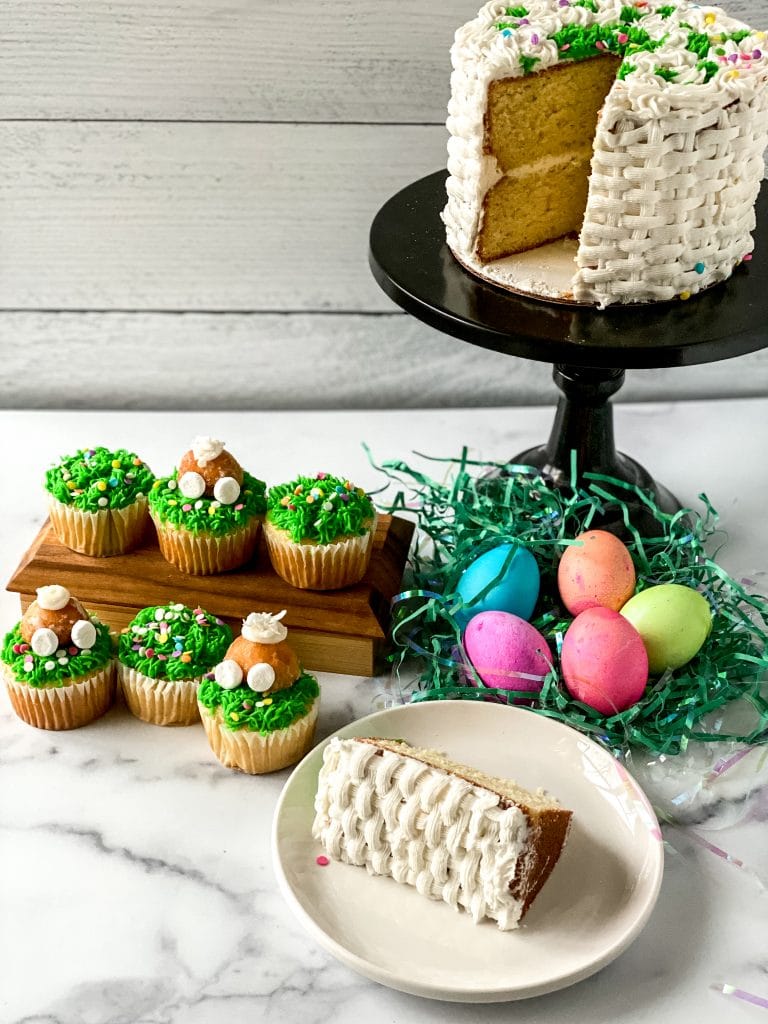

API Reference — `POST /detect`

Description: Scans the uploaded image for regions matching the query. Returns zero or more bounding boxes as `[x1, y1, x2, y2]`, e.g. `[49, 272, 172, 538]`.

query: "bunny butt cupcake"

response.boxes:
[45, 447, 154, 556]
[118, 602, 232, 726]
[264, 473, 376, 590]
[198, 610, 320, 774]
[1, 585, 115, 729]
[149, 436, 266, 575]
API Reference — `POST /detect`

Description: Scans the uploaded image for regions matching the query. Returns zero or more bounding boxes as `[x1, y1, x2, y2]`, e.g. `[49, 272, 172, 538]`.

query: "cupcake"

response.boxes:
[1, 585, 115, 729]
[198, 610, 320, 774]
[264, 473, 376, 590]
[118, 602, 232, 726]
[149, 436, 266, 575]
[45, 447, 154, 556]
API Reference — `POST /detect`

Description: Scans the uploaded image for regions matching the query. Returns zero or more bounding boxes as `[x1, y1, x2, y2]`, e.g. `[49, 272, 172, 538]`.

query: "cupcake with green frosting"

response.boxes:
[1, 584, 115, 730]
[264, 473, 376, 590]
[148, 436, 266, 575]
[198, 610, 320, 773]
[45, 446, 154, 556]
[118, 602, 232, 726]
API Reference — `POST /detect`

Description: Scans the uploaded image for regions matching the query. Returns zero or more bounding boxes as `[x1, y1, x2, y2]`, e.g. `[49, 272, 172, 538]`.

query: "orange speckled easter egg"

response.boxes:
[557, 530, 636, 616]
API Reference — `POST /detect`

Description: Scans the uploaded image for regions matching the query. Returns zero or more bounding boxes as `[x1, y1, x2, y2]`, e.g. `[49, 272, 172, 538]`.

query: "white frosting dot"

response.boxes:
[71, 619, 97, 650]
[30, 628, 59, 656]
[154, 608, 166, 621]
[246, 662, 276, 693]
[98, 497, 108, 507]
[36, 585, 71, 611]
[178, 471, 206, 499]
[213, 476, 241, 505]
[214, 659, 243, 689]
[45, 660, 56, 671]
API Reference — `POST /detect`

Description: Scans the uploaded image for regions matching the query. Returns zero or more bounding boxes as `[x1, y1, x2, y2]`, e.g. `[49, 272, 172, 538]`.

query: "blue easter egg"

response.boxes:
[454, 544, 540, 627]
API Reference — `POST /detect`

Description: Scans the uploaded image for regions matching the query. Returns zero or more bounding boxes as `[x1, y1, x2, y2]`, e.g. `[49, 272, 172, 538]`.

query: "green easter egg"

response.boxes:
[620, 583, 712, 673]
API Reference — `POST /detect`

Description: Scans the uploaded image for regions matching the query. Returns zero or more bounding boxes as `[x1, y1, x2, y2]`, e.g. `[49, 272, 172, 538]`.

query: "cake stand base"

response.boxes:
[507, 364, 682, 534]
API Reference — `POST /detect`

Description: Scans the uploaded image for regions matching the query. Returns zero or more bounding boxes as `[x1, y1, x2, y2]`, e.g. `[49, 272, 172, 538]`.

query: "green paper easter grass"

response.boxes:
[371, 449, 768, 758]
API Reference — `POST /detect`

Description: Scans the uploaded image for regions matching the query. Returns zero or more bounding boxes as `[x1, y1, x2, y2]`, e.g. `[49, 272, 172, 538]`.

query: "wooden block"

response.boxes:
[5, 515, 414, 678]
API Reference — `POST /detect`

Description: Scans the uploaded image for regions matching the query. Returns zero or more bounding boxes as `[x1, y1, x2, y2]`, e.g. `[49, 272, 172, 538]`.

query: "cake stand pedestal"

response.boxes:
[369, 170, 768, 529]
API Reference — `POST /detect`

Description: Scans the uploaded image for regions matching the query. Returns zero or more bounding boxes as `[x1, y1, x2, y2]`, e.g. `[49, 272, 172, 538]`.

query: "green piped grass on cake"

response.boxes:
[264, 473, 376, 590]
[45, 447, 155, 556]
[198, 672, 320, 773]
[1, 619, 115, 730]
[148, 471, 267, 575]
[118, 603, 233, 726]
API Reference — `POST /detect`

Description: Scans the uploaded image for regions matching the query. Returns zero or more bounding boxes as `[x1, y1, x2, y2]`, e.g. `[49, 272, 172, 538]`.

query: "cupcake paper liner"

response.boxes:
[198, 699, 319, 774]
[118, 664, 202, 726]
[151, 514, 261, 575]
[48, 495, 149, 557]
[264, 517, 376, 590]
[3, 663, 116, 730]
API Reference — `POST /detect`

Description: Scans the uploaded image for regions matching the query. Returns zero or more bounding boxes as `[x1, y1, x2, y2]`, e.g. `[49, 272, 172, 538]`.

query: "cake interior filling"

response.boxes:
[478, 56, 621, 263]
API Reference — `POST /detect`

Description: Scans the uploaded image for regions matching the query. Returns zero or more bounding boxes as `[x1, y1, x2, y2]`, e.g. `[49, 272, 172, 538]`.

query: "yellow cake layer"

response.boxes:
[478, 56, 620, 261]
[477, 152, 592, 262]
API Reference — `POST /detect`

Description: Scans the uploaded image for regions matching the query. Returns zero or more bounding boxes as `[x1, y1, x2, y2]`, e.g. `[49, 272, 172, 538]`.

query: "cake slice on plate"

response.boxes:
[312, 736, 572, 930]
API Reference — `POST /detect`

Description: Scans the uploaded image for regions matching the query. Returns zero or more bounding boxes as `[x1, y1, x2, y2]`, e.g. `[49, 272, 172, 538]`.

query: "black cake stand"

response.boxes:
[369, 170, 768, 528]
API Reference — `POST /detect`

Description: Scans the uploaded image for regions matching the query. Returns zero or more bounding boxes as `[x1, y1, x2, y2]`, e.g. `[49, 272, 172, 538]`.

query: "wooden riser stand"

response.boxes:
[6, 516, 414, 677]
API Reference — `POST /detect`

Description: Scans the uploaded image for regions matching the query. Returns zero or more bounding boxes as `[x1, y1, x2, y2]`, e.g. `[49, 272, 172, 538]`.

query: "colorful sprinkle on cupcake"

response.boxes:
[45, 447, 154, 556]
[118, 602, 232, 726]
[264, 473, 376, 590]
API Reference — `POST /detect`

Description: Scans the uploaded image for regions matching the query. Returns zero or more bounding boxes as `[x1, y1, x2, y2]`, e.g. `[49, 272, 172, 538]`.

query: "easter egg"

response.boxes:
[561, 607, 648, 715]
[463, 610, 552, 695]
[557, 530, 635, 616]
[454, 544, 540, 627]
[620, 584, 712, 673]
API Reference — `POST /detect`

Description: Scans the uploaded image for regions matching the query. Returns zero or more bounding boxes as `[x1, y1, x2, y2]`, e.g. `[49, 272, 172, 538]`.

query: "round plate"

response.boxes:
[272, 701, 664, 1003]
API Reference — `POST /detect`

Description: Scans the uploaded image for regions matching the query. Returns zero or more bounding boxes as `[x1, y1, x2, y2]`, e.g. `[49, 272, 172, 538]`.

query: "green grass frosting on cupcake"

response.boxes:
[267, 473, 375, 544]
[45, 447, 154, 512]
[1, 620, 113, 687]
[148, 471, 266, 537]
[198, 672, 319, 733]
[118, 603, 232, 680]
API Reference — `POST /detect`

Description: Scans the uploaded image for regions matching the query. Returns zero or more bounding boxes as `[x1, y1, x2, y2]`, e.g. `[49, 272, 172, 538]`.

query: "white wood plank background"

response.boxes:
[1, 0, 766, 409]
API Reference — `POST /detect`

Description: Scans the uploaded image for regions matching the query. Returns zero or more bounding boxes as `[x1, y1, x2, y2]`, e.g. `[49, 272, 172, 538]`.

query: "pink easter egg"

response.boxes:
[464, 611, 552, 695]
[557, 530, 636, 616]
[561, 607, 649, 715]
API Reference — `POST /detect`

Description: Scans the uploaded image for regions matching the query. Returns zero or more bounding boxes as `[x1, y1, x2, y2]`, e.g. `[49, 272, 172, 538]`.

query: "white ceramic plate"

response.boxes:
[272, 700, 664, 1003]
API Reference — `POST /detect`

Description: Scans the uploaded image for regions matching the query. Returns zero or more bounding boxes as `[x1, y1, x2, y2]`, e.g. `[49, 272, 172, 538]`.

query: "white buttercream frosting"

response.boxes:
[313, 738, 532, 930]
[191, 436, 225, 466]
[36, 585, 71, 611]
[241, 610, 288, 644]
[443, 0, 768, 307]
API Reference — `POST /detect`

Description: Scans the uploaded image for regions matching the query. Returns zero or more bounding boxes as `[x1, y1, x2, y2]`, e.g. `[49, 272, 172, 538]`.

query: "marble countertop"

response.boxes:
[1, 401, 767, 1024]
